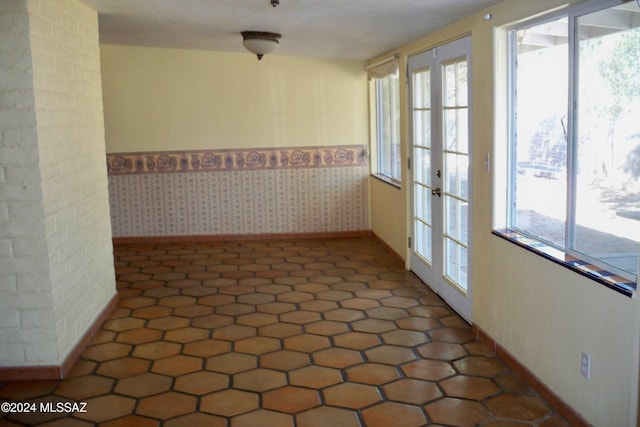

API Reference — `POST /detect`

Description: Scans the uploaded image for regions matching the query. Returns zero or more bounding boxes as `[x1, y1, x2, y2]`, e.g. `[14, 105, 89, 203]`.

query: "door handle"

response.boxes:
[431, 187, 442, 197]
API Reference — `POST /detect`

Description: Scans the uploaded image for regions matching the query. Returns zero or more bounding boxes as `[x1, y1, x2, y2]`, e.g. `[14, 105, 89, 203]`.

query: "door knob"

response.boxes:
[431, 187, 442, 197]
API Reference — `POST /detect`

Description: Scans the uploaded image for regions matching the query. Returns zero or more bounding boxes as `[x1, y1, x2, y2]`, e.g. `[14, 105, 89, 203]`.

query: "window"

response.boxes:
[506, 0, 640, 290]
[373, 67, 401, 184]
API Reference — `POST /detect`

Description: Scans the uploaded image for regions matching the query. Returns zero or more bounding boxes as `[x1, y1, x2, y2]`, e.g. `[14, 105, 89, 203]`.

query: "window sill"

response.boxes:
[371, 173, 401, 189]
[492, 229, 636, 298]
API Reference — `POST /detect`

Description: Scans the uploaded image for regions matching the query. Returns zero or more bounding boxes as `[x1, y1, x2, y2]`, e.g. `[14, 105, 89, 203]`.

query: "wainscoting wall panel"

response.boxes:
[107, 146, 369, 237]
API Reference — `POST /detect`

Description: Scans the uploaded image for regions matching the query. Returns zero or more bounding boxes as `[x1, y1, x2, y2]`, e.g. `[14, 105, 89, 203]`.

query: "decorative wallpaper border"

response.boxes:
[107, 145, 367, 175]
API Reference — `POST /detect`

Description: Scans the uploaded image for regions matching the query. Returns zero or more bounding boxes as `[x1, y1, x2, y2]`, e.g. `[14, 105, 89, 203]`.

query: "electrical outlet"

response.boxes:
[580, 352, 591, 379]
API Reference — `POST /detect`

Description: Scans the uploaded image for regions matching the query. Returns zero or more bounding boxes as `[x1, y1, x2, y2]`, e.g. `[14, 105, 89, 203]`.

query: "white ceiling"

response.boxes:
[80, 0, 501, 61]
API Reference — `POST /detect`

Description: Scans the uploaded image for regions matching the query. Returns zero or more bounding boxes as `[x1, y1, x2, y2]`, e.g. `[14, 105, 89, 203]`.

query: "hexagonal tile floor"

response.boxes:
[0, 238, 571, 426]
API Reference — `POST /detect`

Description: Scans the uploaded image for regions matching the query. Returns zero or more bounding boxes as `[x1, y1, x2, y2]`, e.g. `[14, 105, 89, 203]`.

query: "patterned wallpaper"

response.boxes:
[107, 146, 369, 237]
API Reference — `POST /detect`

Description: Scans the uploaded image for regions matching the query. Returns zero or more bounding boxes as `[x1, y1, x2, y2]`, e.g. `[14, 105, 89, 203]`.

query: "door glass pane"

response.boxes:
[444, 109, 468, 153]
[413, 67, 434, 265]
[414, 111, 431, 148]
[574, 5, 640, 276]
[445, 197, 468, 245]
[445, 238, 468, 292]
[444, 153, 468, 199]
[512, 17, 569, 248]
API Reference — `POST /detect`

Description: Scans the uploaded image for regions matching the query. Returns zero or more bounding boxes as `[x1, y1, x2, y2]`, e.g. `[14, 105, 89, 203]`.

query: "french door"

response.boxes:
[409, 36, 472, 322]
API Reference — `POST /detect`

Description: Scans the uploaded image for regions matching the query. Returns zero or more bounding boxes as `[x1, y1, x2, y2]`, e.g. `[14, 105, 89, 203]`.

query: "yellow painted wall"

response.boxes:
[100, 45, 368, 153]
[367, 0, 640, 425]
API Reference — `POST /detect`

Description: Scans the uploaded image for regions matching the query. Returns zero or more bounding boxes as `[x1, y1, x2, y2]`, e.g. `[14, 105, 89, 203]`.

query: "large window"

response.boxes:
[507, 0, 640, 286]
[374, 68, 401, 183]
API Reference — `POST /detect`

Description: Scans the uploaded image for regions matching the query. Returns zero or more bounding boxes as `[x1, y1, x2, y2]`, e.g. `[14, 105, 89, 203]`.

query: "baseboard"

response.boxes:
[472, 324, 592, 427]
[0, 292, 119, 381]
[112, 230, 372, 245]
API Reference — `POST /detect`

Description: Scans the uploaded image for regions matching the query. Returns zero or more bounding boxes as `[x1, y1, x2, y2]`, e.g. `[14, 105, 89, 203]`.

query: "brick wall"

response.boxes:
[0, 0, 116, 368]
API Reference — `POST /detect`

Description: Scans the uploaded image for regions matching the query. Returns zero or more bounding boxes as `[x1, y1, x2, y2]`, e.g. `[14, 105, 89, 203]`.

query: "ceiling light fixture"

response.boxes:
[241, 31, 281, 60]
[270, 0, 279, 7]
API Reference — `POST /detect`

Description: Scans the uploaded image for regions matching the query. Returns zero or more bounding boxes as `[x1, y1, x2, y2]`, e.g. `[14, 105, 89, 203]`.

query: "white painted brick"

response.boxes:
[24, 341, 58, 363]
[0, 275, 17, 293]
[0, 344, 25, 366]
[0, 310, 20, 329]
[0, 256, 49, 275]
[21, 309, 55, 328]
[0, 239, 13, 258]
[16, 273, 51, 292]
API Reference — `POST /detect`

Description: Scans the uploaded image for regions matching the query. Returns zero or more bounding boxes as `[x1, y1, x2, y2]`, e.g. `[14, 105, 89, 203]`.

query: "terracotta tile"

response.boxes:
[440, 315, 469, 328]
[351, 318, 396, 333]
[538, 415, 572, 427]
[463, 340, 495, 357]
[183, 339, 232, 358]
[116, 327, 163, 345]
[258, 322, 303, 338]
[146, 316, 190, 331]
[191, 314, 234, 329]
[96, 357, 151, 379]
[368, 279, 403, 290]
[439, 375, 500, 400]
[164, 327, 209, 343]
[206, 353, 257, 374]
[91, 329, 117, 344]
[173, 304, 214, 318]
[3, 396, 69, 425]
[212, 324, 256, 341]
[53, 375, 114, 400]
[323, 308, 365, 322]
[407, 305, 452, 318]
[233, 368, 287, 392]
[0, 380, 58, 400]
[256, 301, 297, 314]
[131, 306, 173, 320]
[365, 345, 416, 365]
[425, 397, 491, 427]
[299, 300, 339, 312]
[236, 312, 278, 327]
[279, 310, 322, 324]
[263, 386, 321, 413]
[114, 372, 172, 398]
[200, 389, 259, 417]
[235, 336, 282, 355]
[81, 342, 131, 362]
[454, 356, 508, 378]
[158, 295, 197, 307]
[152, 355, 202, 376]
[261, 350, 310, 371]
[132, 341, 181, 360]
[143, 287, 180, 298]
[237, 288, 276, 305]
[324, 383, 381, 409]
[64, 359, 97, 378]
[346, 363, 399, 385]
[486, 393, 552, 421]
[494, 372, 533, 393]
[429, 327, 474, 343]
[480, 421, 530, 427]
[380, 296, 420, 308]
[173, 371, 229, 395]
[381, 329, 429, 346]
[401, 359, 456, 381]
[252, 284, 291, 294]
[197, 294, 235, 307]
[215, 303, 255, 316]
[100, 415, 160, 427]
[75, 395, 136, 423]
[333, 331, 381, 350]
[366, 306, 409, 320]
[355, 289, 393, 300]
[284, 334, 331, 353]
[118, 296, 155, 309]
[289, 365, 343, 389]
[163, 412, 226, 427]
[361, 401, 427, 427]
[313, 347, 363, 369]
[304, 320, 349, 336]
[136, 391, 197, 420]
[294, 283, 330, 293]
[382, 378, 442, 404]
[295, 406, 361, 427]
[340, 297, 380, 310]
[218, 284, 254, 295]
[417, 341, 468, 361]
[38, 418, 96, 427]
[232, 409, 294, 427]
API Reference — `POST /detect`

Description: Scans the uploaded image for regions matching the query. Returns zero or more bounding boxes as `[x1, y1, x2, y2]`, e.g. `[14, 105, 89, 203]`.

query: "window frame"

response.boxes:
[501, 0, 638, 295]
[374, 69, 402, 187]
